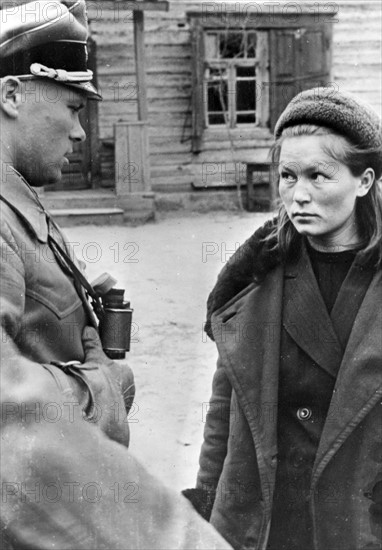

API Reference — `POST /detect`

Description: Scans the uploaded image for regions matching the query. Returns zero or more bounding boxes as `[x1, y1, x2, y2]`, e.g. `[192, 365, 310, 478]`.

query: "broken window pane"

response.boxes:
[207, 80, 228, 112]
[219, 32, 245, 58]
[207, 67, 228, 81]
[247, 33, 257, 58]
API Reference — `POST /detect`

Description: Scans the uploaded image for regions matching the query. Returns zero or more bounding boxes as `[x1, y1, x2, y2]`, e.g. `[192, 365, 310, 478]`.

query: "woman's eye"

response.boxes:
[312, 172, 327, 183]
[280, 171, 297, 183]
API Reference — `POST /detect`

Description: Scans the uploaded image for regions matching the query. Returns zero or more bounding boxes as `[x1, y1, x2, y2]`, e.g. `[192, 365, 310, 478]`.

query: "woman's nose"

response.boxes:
[292, 178, 311, 204]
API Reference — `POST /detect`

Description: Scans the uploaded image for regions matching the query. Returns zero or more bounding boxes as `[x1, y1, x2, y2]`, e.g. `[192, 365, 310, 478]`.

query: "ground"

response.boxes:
[64, 211, 271, 493]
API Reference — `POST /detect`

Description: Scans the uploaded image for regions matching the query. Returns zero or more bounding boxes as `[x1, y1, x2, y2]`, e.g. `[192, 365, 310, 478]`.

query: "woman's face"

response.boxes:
[278, 134, 372, 251]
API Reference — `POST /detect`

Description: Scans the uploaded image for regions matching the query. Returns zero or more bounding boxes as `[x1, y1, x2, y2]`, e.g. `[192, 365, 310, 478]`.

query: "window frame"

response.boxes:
[203, 30, 269, 130]
[188, 10, 335, 154]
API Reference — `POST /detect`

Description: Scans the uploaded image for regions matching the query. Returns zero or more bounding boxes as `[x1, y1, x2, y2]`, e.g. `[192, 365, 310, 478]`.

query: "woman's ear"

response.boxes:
[0, 77, 23, 119]
[357, 168, 375, 197]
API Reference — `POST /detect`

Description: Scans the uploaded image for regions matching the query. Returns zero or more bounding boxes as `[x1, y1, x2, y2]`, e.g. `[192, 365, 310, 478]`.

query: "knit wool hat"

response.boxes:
[274, 87, 382, 150]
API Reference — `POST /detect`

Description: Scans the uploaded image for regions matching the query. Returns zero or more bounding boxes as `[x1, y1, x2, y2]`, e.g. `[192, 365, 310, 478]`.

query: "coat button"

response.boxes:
[297, 407, 312, 421]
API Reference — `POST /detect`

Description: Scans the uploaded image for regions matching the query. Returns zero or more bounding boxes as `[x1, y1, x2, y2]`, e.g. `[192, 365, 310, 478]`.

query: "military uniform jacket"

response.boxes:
[197, 241, 382, 550]
[0, 164, 232, 550]
[0, 164, 90, 365]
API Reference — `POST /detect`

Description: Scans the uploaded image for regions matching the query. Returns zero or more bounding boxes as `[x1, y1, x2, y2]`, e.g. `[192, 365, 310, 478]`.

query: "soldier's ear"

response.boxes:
[0, 77, 23, 118]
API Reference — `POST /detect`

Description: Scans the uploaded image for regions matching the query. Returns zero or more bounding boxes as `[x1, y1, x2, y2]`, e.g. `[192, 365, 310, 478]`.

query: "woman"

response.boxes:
[184, 88, 382, 550]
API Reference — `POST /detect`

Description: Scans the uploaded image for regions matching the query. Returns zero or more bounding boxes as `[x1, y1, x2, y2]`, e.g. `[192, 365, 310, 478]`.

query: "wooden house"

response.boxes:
[43, 0, 382, 223]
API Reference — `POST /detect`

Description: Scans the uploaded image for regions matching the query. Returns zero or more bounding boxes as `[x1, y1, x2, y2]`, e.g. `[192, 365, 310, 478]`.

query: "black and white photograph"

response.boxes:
[0, 1, 381, 549]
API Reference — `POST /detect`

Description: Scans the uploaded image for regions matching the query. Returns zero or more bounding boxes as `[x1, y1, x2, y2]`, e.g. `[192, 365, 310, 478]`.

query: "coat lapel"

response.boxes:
[210, 244, 381, 497]
[312, 269, 382, 483]
[329, 261, 375, 350]
[211, 266, 284, 503]
[283, 245, 343, 378]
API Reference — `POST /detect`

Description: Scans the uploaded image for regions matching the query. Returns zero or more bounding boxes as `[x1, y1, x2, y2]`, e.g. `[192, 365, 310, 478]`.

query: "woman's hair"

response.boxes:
[266, 124, 382, 268]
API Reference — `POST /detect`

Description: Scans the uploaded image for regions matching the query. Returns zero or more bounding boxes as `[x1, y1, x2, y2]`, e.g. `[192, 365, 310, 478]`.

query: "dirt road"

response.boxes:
[64, 211, 271, 492]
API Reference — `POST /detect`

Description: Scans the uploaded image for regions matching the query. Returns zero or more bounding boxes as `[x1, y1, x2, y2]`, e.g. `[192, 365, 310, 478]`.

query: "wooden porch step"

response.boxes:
[43, 190, 118, 211]
[41, 190, 156, 226]
[49, 207, 125, 226]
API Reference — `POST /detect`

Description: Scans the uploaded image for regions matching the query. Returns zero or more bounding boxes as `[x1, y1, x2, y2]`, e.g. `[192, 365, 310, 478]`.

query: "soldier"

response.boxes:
[0, 2, 232, 548]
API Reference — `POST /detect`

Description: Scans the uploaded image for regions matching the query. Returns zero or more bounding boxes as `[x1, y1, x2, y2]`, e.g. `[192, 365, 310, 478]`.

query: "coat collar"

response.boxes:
[0, 162, 48, 243]
[205, 218, 280, 340]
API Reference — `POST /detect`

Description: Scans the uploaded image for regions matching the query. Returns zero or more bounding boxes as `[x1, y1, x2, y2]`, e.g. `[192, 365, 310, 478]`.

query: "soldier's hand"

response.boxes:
[82, 325, 113, 366]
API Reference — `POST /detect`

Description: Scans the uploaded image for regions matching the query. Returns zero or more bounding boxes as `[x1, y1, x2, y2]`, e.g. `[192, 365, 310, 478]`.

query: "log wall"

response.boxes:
[88, 0, 382, 192]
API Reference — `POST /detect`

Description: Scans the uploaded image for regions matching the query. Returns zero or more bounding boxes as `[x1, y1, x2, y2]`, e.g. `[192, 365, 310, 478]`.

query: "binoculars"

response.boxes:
[93, 274, 133, 360]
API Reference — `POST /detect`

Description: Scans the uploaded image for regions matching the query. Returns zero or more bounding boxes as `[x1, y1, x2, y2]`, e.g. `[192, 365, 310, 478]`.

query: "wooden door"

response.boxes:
[48, 38, 101, 191]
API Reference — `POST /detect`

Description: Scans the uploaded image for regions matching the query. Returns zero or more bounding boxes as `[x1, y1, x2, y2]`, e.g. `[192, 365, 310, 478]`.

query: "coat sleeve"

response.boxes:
[0, 220, 26, 340]
[0, 225, 232, 550]
[1, 353, 233, 550]
[184, 356, 232, 520]
[197, 357, 232, 489]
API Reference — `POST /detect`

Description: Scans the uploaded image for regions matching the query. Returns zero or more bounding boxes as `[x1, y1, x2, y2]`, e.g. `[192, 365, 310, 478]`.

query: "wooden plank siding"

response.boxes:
[87, 1, 381, 192]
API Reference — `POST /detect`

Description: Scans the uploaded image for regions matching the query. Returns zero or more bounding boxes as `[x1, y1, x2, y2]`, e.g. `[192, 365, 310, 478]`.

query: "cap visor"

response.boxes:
[64, 81, 102, 100]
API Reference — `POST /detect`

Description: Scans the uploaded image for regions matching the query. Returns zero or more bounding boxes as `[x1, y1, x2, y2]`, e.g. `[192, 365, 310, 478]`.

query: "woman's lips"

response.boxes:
[292, 213, 317, 218]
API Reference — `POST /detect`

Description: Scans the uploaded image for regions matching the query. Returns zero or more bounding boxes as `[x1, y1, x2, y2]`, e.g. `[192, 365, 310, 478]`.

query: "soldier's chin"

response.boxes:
[43, 167, 63, 186]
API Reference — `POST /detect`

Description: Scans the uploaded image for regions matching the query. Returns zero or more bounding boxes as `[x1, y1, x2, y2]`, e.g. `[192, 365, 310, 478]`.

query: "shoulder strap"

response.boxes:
[47, 231, 104, 321]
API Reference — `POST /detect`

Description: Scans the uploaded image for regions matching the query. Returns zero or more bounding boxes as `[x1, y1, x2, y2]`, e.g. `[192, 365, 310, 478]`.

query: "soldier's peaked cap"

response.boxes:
[0, 0, 101, 99]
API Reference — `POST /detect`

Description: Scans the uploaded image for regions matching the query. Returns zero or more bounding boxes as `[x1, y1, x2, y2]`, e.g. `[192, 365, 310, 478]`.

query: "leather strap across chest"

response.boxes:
[0, 194, 103, 327]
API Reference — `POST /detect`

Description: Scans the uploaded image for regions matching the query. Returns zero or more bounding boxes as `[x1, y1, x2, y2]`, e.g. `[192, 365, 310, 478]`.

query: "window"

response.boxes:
[204, 31, 269, 128]
[189, 12, 334, 153]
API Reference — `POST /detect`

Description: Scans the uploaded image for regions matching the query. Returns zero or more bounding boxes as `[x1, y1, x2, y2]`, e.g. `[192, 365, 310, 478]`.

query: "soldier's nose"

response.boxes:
[70, 118, 86, 143]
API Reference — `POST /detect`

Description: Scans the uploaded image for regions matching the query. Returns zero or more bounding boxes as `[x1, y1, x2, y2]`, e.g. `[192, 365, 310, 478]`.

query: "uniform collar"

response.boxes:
[0, 162, 49, 243]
